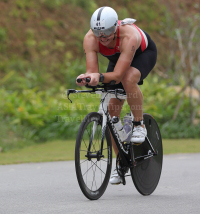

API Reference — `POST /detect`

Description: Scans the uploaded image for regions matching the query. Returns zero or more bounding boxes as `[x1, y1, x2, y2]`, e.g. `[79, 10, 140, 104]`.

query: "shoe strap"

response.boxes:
[132, 120, 144, 126]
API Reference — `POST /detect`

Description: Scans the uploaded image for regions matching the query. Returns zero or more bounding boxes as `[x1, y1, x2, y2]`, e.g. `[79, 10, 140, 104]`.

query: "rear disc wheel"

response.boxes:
[131, 114, 163, 195]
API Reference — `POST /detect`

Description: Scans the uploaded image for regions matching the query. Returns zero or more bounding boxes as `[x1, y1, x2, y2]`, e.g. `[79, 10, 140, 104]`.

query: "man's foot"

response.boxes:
[131, 125, 147, 144]
[109, 169, 122, 185]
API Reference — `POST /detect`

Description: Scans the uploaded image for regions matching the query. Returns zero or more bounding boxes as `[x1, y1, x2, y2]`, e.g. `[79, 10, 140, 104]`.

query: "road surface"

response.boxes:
[0, 153, 200, 214]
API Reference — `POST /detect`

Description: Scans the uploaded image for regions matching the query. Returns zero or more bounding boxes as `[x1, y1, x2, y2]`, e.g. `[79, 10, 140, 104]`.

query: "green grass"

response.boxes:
[162, 139, 200, 154]
[0, 140, 76, 165]
[0, 139, 199, 165]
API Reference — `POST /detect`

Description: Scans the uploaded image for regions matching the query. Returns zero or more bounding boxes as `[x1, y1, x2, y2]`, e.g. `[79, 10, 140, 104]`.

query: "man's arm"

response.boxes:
[102, 36, 139, 84]
[76, 32, 100, 86]
[84, 33, 99, 74]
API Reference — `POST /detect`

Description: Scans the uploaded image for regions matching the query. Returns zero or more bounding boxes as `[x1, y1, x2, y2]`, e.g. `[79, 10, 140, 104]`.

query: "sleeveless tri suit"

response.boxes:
[98, 20, 157, 88]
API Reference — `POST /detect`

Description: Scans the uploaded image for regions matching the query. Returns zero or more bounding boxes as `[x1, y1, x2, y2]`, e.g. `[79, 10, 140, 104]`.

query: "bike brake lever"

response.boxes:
[67, 89, 76, 103]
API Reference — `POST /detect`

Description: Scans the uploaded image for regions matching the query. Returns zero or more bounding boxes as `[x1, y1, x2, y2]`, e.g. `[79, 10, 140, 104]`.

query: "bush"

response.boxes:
[141, 76, 200, 138]
[1, 74, 199, 152]
[0, 86, 100, 151]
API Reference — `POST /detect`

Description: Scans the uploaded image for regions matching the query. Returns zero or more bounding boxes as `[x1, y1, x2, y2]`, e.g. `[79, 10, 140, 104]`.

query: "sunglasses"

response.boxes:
[92, 25, 116, 37]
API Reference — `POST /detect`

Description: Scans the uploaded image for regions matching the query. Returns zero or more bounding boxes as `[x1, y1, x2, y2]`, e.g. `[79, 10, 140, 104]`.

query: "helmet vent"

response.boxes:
[97, 7, 105, 21]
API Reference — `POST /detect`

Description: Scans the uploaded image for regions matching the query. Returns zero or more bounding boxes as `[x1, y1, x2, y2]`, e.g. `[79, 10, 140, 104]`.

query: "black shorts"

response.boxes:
[106, 32, 157, 89]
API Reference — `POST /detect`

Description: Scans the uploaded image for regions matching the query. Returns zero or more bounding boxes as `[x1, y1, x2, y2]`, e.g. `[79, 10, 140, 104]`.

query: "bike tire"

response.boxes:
[131, 113, 163, 196]
[75, 112, 112, 200]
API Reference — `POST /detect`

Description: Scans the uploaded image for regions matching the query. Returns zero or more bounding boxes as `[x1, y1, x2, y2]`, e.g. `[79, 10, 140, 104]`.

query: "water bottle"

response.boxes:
[123, 114, 133, 142]
[112, 116, 128, 142]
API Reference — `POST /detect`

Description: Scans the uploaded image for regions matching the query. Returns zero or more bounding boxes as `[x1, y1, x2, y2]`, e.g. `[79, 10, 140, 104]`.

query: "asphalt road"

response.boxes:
[0, 153, 200, 214]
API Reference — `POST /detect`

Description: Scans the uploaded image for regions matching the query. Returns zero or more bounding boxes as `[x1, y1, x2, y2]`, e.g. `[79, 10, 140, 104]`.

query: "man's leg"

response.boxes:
[121, 67, 147, 143]
[121, 67, 143, 122]
[108, 98, 124, 156]
[108, 98, 125, 185]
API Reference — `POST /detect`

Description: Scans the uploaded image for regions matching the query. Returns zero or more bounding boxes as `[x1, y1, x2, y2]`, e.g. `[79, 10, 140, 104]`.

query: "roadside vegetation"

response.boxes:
[0, 139, 200, 165]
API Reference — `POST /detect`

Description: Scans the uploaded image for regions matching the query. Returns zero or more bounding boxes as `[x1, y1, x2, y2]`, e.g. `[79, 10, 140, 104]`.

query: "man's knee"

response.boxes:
[121, 67, 141, 85]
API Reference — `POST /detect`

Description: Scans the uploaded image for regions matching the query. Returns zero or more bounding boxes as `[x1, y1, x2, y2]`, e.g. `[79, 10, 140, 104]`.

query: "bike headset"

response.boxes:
[90, 6, 118, 38]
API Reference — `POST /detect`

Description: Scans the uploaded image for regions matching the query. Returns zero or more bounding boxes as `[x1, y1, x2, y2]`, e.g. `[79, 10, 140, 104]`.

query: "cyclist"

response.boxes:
[76, 6, 157, 184]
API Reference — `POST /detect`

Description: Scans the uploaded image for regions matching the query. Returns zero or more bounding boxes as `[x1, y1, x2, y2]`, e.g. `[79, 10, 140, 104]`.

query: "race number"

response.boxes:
[93, 20, 105, 30]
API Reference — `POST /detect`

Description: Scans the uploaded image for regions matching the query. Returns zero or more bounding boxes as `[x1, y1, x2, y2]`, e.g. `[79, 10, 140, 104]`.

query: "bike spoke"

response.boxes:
[91, 161, 98, 190]
[90, 160, 106, 175]
[81, 137, 88, 151]
[80, 159, 88, 165]
[96, 127, 101, 149]
[86, 126, 91, 141]
[82, 161, 97, 177]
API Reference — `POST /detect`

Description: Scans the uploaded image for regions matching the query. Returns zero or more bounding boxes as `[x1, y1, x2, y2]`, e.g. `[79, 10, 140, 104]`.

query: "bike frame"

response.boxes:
[67, 87, 157, 168]
[95, 90, 132, 167]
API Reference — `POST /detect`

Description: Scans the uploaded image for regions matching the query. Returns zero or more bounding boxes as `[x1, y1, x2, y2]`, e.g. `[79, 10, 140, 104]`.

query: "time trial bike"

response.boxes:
[67, 79, 163, 200]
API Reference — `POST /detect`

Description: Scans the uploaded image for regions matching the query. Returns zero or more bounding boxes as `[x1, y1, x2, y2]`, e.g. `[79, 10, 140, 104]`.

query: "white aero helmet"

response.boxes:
[90, 6, 118, 37]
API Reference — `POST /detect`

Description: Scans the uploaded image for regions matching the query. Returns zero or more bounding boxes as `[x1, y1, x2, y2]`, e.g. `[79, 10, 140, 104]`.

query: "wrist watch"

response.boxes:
[99, 73, 104, 82]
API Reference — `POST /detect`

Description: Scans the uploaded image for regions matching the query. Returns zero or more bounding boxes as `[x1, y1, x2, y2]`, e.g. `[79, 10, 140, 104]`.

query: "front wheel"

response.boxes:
[131, 114, 163, 196]
[75, 112, 112, 200]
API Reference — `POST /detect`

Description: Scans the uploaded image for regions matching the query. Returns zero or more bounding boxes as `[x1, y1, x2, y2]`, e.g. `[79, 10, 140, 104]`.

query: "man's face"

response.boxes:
[96, 33, 115, 46]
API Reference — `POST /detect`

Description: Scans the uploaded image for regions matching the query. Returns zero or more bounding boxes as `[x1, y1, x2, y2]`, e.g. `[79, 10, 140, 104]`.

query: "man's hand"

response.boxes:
[76, 74, 88, 86]
[76, 73, 100, 86]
